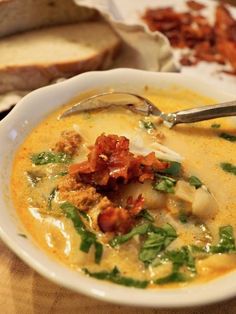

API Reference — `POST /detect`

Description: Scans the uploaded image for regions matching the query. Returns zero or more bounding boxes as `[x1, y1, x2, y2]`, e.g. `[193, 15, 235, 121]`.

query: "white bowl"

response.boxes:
[0, 69, 235, 308]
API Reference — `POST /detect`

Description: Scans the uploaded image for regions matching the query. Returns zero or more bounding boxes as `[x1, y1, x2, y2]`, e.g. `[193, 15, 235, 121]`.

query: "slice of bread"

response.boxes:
[0, 0, 95, 38]
[0, 22, 121, 93]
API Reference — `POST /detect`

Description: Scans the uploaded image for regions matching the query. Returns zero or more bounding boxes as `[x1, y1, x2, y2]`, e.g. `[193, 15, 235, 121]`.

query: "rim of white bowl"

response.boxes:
[0, 69, 236, 308]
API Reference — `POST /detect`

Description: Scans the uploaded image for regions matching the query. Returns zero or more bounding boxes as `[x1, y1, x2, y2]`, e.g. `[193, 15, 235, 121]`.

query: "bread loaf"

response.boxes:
[0, 22, 121, 93]
[0, 0, 95, 38]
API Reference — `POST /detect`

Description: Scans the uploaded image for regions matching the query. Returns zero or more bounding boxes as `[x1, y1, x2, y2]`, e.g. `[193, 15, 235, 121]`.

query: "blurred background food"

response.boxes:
[0, 0, 235, 109]
[0, 0, 121, 94]
[0, 0, 95, 37]
[0, 22, 121, 93]
[143, 0, 236, 74]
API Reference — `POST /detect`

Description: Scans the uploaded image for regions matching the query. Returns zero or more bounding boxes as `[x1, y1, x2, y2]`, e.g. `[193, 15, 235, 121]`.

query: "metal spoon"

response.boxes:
[60, 91, 236, 127]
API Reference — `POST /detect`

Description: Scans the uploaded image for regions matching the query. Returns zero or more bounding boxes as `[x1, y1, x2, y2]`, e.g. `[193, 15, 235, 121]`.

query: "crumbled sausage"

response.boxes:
[58, 174, 145, 234]
[53, 131, 81, 155]
[58, 175, 111, 212]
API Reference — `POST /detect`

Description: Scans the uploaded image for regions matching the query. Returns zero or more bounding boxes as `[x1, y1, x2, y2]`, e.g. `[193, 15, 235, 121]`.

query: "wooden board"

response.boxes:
[0, 239, 236, 314]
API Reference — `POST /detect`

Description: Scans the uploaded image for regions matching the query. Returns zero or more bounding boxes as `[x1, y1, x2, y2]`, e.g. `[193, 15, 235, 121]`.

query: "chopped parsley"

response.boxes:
[153, 175, 176, 193]
[47, 187, 57, 210]
[154, 246, 196, 284]
[31, 151, 71, 165]
[220, 162, 236, 176]
[109, 223, 150, 247]
[140, 120, 156, 131]
[137, 209, 154, 223]
[190, 225, 235, 255]
[160, 161, 181, 176]
[211, 123, 221, 129]
[164, 246, 196, 273]
[139, 224, 177, 264]
[61, 202, 103, 263]
[188, 175, 202, 188]
[83, 267, 149, 288]
[57, 171, 68, 177]
[219, 132, 236, 142]
[179, 210, 188, 224]
[210, 225, 236, 253]
[154, 271, 187, 284]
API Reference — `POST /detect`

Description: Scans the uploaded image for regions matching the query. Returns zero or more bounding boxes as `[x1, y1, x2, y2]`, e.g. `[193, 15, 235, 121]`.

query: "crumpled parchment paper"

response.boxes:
[75, 0, 177, 71]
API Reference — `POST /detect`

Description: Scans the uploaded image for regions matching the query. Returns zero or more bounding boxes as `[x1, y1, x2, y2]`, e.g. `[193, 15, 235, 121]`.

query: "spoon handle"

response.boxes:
[170, 100, 236, 126]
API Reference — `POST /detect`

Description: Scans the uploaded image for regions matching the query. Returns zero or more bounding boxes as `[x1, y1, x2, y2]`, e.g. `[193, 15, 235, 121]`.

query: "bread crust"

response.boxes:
[0, 0, 96, 38]
[0, 40, 121, 93]
[0, 2, 121, 93]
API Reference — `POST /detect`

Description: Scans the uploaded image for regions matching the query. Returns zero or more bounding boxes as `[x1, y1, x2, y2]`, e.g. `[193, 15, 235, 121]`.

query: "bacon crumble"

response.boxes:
[69, 134, 168, 189]
[186, 0, 206, 11]
[66, 134, 169, 234]
[97, 195, 144, 234]
[143, 3, 236, 74]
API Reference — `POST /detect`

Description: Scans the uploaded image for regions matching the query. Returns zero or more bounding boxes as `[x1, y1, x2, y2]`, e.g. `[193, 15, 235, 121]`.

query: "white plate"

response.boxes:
[0, 69, 235, 308]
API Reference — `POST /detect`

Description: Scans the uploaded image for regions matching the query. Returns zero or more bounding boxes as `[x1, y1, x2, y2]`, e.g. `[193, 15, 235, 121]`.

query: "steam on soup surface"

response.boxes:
[11, 87, 236, 288]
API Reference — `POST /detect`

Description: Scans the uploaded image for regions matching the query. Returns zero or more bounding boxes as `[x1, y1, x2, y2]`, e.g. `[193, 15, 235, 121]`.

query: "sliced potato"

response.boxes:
[120, 180, 166, 210]
[166, 195, 192, 217]
[175, 180, 196, 203]
[192, 187, 218, 220]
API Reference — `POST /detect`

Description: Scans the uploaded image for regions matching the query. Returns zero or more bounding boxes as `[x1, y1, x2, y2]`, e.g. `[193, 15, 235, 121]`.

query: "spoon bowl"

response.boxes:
[60, 91, 162, 118]
[60, 91, 236, 128]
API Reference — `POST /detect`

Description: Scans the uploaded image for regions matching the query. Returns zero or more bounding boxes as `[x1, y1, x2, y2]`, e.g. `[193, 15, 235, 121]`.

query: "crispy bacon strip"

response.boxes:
[215, 4, 235, 39]
[68, 134, 169, 234]
[186, 1, 206, 11]
[69, 134, 168, 189]
[98, 195, 144, 234]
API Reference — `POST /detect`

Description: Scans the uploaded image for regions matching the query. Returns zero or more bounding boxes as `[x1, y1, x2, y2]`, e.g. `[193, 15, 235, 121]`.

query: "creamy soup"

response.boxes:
[11, 87, 236, 289]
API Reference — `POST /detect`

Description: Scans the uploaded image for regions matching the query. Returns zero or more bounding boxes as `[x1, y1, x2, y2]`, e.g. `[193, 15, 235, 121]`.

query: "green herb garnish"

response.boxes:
[31, 151, 71, 165]
[179, 210, 188, 223]
[164, 246, 196, 273]
[57, 171, 68, 176]
[61, 202, 103, 263]
[109, 223, 150, 247]
[139, 224, 177, 264]
[154, 246, 196, 284]
[137, 209, 154, 222]
[219, 132, 236, 142]
[220, 162, 236, 176]
[83, 267, 149, 289]
[190, 245, 208, 256]
[211, 123, 221, 129]
[153, 175, 176, 193]
[154, 272, 187, 285]
[188, 176, 202, 188]
[161, 161, 181, 176]
[47, 187, 57, 210]
[140, 120, 156, 131]
[190, 225, 235, 255]
[210, 225, 236, 253]
[78, 210, 90, 222]
[109, 222, 176, 251]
